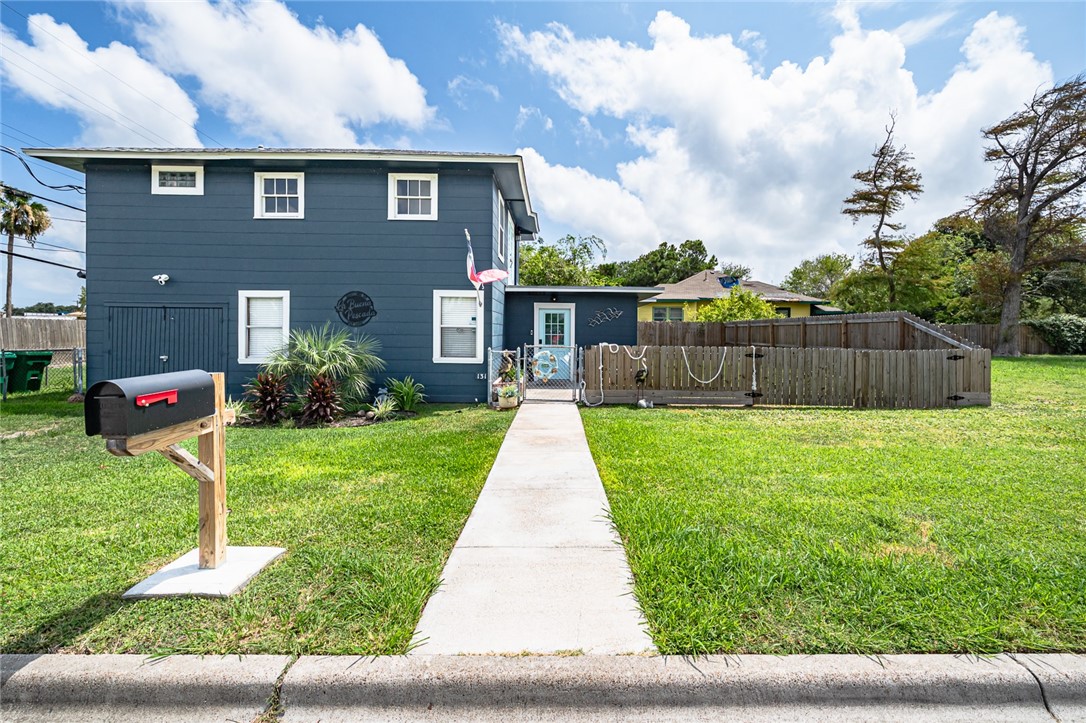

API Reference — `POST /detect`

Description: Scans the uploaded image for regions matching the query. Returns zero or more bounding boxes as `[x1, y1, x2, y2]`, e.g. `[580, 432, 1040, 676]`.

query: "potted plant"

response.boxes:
[497, 384, 519, 409]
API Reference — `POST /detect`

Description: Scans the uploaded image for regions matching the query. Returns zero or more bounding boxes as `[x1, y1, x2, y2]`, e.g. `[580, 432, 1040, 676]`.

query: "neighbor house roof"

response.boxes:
[24, 147, 540, 234]
[508, 285, 662, 299]
[641, 270, 825, 304]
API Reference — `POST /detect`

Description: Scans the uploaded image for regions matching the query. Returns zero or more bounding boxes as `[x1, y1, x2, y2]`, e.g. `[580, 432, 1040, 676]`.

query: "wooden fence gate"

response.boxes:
[583, 345, 991, 409]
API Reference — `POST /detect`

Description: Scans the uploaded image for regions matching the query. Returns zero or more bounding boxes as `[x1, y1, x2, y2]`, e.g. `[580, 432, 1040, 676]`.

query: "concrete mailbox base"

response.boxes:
[122, 546, 286, 599]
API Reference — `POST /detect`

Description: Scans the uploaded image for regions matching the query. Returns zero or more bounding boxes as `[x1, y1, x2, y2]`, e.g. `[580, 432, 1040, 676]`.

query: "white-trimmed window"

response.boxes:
[497, 191, 507, 261]
[238, 290, 290, 364]
[433, 290, 482, 363]
[152, 165, 203, 195]
[389, 173, 438, 220]
[653, 306, 684, 322]
[254, 173, 304, 219]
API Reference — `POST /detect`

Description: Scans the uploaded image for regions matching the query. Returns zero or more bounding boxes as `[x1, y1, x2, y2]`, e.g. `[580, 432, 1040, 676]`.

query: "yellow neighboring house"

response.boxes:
[638, 270, 839, 321]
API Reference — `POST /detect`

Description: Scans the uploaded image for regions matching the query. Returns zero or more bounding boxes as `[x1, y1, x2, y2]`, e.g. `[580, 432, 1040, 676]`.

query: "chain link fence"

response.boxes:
[1, 347, 86, 398]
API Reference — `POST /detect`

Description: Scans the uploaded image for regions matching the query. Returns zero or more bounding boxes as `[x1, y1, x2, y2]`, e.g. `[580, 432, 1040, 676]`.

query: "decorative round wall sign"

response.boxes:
[532, 351, 559, 382]
[335, 291, 377, 327]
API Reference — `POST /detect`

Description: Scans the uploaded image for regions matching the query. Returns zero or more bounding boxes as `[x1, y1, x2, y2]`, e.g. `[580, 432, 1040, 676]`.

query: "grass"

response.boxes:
[1, 393, 512, 655]
[582, 356, 1086, 655]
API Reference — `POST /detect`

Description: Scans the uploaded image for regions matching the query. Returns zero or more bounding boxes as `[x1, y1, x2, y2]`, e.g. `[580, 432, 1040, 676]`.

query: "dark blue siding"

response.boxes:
[85, 162, 497, 402]
[503, 292, 641, 350]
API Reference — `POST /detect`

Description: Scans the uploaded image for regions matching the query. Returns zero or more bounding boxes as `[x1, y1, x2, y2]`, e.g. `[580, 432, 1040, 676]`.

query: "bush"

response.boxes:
[243, 372, 291, 424]
[695, 288, 781, 322]
[368, 396, 398, 421]
[299, 374, 342, 426]
[264, 323, 385, 408]
[386, 376, 426, 412]
[1024, 314, 1086, 354]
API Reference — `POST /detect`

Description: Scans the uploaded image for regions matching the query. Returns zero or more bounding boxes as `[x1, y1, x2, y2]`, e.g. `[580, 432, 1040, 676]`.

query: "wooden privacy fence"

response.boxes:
[584, 345, 991, 409]
[0, 317, 86, 350]
[942, 324, 1053, 355]
[638, 312, 977, 351]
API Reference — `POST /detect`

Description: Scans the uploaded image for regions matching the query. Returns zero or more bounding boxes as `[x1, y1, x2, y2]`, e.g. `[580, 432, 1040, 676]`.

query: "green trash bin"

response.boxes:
[2, 351, 15, 394]
[9, 351, 53, 392]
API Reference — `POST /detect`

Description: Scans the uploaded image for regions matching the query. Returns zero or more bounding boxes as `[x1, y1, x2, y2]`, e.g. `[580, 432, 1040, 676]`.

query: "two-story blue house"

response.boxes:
[29, 148, 656, 402]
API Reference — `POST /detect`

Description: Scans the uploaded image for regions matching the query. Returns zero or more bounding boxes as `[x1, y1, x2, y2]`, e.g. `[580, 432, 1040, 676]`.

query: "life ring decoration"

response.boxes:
[532, 350, 559, 382]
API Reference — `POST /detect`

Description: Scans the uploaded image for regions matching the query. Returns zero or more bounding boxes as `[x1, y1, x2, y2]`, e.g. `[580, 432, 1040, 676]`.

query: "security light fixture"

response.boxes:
[152, 274, 170, 285]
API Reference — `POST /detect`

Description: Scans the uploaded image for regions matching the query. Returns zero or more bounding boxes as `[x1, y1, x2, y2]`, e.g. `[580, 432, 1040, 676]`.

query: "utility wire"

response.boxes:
[0, 249, 84, 272]
[2, 53, 177, 147]
[0, 1, 226, 148]
[0, 183, 85, 212]
[13, 237, 85, 255]
[0, 132, 85, 181]
[48, 217, 86, 224]
[0, 122, 54, 147]
[1, 147, 85, 193]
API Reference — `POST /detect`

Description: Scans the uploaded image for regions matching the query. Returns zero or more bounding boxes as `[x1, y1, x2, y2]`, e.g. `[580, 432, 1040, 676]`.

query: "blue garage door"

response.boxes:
[105, 305, 226, 379]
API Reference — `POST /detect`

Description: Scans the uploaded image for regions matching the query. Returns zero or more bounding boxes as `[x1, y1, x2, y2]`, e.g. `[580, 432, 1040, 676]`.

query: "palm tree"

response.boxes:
[2, 188, 52, 317]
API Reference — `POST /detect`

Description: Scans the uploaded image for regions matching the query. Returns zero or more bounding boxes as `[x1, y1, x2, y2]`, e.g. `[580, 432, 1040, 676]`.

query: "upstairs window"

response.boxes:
[653, 307, 684, 322]
[433, 290, 482, 363]
[497, 191, 507, 261]
[238, 290, 290, 364]
[389, 173, 438, 220]
[152, 165, 203, 195]
[255, 173, 304, 219]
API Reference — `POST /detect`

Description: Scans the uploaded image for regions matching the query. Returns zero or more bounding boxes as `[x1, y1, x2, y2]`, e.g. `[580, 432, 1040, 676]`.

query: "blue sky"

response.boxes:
[2, 0, 1083, 306]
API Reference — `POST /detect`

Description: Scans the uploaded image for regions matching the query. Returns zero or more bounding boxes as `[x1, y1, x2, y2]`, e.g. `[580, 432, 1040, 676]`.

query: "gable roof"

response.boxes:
[642, 270, 825, 304]
[24, 147, 539, 234]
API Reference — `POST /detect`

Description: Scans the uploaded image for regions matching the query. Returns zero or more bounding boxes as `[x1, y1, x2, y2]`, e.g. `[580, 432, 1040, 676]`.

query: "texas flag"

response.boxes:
[465, 229, 508, 292]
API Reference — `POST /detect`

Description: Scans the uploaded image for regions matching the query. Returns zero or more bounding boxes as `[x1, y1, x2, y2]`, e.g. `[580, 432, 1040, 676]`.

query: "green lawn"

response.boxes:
[583, 356, 1086, 655]
[1, 395, 512, 655]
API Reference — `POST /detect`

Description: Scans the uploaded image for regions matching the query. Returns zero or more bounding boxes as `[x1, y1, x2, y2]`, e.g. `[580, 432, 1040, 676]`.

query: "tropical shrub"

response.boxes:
[387, 376, 426, 412]
[299, 374, 342, 426]
[243, 372, 291, 424]
[694, 288, 780, 322]
[264, 323, 384, 408]
[369, 396, 398, 421]
[1024, 314, 1086, 354]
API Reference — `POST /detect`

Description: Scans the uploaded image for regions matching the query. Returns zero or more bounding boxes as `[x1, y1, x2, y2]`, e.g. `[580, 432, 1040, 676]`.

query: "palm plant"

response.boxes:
[243, 372, 291, 424]
[263, 323, 385, 409]
[2, 188, 52, 317]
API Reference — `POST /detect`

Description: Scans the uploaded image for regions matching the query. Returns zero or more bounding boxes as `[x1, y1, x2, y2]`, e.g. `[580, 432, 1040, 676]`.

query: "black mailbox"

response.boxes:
[86, 370, 216, 438]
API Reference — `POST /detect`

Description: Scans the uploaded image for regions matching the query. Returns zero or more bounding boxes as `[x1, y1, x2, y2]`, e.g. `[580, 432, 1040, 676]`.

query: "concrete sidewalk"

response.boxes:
[411, 401, 654, 655]
[4, 653, 1085, 722]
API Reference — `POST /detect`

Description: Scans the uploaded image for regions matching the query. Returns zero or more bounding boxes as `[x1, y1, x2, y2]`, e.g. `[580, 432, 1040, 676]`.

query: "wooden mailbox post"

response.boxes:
[100, 372, 231, 569]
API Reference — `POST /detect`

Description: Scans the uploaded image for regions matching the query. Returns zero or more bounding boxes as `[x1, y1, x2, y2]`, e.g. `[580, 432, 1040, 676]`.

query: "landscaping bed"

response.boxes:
[583, 356, 1086, 655]
[1, 394, 512, 655]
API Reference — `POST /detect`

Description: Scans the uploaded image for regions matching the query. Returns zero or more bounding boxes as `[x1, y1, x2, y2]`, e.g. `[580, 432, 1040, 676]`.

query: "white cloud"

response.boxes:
[515, 105, 553, 132]
[0, 13, 201, 146]
[9, 218, 86, 308]
[738, 29, 766, 54]
[124, 0, 435, 146]
[892, 11, 956, 47]
[574, 116, 607, 146]
[449, 74, 501, 110]
[499, 9, 1051, 282]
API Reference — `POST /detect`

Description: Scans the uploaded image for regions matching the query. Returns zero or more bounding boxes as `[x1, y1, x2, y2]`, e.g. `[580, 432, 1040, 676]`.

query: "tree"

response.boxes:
[603, 240, 717, 286]
[718, 261, 752, 280]
[1, 188, 52, 317]
[694, 287, 780, 322]
[518, 234, 606, 286]
[781, 253, 854, 298]
[841, 116, 923, 306]
[972, 74, 1086, 355]
[77, 286, 86, 311]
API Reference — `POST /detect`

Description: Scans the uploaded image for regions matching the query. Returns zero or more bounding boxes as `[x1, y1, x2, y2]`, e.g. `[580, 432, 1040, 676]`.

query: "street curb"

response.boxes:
[3, 653, 1084, 721]
[1, 653, 290, 723]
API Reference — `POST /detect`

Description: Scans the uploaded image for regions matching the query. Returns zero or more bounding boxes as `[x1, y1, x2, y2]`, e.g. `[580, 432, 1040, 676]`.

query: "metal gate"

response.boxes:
[105, 305, 227, 379]
[522, 344, 581, 402]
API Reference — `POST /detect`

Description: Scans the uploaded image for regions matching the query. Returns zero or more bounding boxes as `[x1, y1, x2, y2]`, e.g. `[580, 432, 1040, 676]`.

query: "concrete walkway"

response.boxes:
[411, 401, 654, 655]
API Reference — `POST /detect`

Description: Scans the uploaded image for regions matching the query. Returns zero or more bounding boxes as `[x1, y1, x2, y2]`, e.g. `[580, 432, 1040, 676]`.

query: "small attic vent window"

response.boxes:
[152, 165, 203, 195]
[718, 276, 740, 289]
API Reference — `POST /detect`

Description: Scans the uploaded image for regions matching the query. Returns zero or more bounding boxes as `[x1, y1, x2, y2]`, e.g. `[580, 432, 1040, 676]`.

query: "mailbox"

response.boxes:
[86, 370, 216, 438]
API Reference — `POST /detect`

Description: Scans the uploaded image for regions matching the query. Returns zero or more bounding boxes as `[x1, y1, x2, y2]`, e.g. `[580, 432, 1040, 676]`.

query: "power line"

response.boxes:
[48, 217, 86, 224]
[0, 183, 85, 212]
[0, 249, 84, 272]
[0, 1, 226, 148]
[2, 53, 177, 147]
[13, 237, 85, 255]
[1, 147, 85, 193]
[0, 132, 85, 181]
[0, 122, 54, 147]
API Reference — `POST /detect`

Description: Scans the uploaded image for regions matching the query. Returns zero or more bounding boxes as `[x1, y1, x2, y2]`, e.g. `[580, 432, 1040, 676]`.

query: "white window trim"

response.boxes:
[533, 302, 576, 347]
[151, 165, 204, 195]
[433, 290, 483, 364]
[388, 173, 438, 221]
[497, 190, 506, 262]
[238, 290, 290, 364]
[254, 172, 305, 219]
